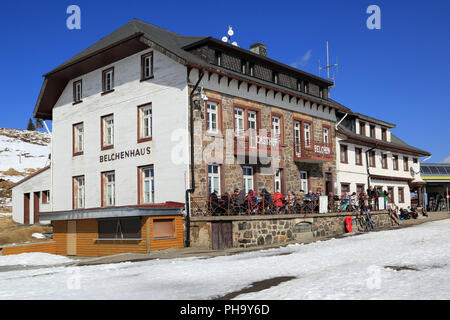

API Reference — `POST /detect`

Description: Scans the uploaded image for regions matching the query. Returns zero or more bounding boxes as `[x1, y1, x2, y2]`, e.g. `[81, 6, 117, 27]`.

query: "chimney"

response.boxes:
[250, 43, 267, 57]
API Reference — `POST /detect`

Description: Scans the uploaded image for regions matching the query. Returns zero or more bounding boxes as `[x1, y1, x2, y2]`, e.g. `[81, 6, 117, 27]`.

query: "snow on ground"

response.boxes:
[0, 252, 74, 267]
[0, 219, 449, 300]
[0, 128, 50, 183]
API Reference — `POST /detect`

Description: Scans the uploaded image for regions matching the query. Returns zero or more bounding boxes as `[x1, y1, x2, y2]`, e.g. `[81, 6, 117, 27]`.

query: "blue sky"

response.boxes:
[0, 0, 449, 162]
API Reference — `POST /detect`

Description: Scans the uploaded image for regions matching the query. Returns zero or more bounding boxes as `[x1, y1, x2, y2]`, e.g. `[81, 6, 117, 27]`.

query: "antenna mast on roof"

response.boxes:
[221, 26, 239, 47]
[319, 41, 338, 85]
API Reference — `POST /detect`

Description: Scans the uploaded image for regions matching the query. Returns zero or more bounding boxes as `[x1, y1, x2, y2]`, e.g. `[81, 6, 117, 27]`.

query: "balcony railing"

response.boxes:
[294, 141, 334, 162]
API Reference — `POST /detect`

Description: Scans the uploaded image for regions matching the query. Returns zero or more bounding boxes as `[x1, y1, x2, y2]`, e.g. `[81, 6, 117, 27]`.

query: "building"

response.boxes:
[335, 111, 430, 209]
[6, 19, 432, 255]
[420, 163, 450, 211]
[10, 166, 51, 225]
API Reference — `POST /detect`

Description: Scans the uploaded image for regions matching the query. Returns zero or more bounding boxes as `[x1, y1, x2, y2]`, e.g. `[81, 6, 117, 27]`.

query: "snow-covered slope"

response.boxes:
[0, 128, 50, 209]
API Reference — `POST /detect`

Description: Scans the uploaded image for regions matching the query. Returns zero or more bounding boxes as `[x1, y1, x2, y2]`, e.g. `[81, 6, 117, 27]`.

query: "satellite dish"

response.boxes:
[232, 41, 238, 47]
[221, 36, 228, 43]
[410, 167, 420, 177]
[228, 26, 234, 37]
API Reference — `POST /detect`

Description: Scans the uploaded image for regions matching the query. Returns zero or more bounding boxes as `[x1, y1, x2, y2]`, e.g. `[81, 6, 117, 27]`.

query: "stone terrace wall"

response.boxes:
[190, 211, 394, 250]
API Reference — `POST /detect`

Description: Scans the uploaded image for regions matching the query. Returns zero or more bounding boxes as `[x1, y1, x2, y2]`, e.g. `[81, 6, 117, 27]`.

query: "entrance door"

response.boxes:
[212, 222, 232, 250]
[24, 193, 30, 224]
[325, 173, 332, 195]
[33, 192, 40, 224]
[67, 221, 77, 256]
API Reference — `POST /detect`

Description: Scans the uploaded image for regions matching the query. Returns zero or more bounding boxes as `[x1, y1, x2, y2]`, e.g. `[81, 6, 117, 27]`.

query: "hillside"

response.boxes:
[0, 128, 50, 211]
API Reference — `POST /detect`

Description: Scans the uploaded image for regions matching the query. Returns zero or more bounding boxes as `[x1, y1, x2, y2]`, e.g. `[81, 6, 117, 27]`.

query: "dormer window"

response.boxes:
[241, 60, 247, 74]
[382, 128, 387, 141]
[249, 63, 255, 76]
[215, 51, 222, 66]
[370, 125, 375, 138]
[319, 88, 324, 98]
[273, 72, 279, 84]
[304, 81, 309, 93]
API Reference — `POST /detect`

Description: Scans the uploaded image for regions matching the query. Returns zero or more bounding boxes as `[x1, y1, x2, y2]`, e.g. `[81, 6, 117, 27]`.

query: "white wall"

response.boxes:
[336, 136, 422, 209]
[11, 169, 51, 224]
[51, 48, 189, 211]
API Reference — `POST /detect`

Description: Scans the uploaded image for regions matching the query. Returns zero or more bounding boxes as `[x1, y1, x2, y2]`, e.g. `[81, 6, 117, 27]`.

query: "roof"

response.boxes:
[420, 163, 450, 178]
[351, 112, 396, 129]
[34, 19, 349, 119]
[10, 166, 50, 189]
[337, 126, 430, 156]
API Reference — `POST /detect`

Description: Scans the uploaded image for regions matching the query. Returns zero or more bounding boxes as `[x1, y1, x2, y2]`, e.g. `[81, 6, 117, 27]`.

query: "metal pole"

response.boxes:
[447, 185, 449, 211]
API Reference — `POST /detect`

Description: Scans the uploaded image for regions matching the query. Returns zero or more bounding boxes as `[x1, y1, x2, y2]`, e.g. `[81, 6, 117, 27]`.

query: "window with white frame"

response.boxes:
[139, 104, 152, 141]
[272, 116, 280, 136]
[208, 165, 221, 195]
[102, 68, 114, 92]
[73, 176, 85, 209]
[141, 52, 153, 80]
[274, 169, 282, 193]
[206, 102, 218, 134]
[73, 80, 82, 103]
[103, 171, 115, 207]
[234, 107, 244, 135]
[323, 127, 329, 144]
[294, 121, 301, 156]
[300, 171, 308, 192]
[102, 115, 114, 148]
[304, 123, 311, 148]
[140, 166, 154, 204]
[73, 123, 84, 155]
[248, 110, 257, 132]
[243, 167, 254, 194]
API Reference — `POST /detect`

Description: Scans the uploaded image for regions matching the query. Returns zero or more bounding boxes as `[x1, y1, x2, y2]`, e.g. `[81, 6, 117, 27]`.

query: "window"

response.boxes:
[234, 107, 244, 135]
[249, 63, 255, 76]
[319, 88, 324, 98]
[42, 190, 50, 204]
[73, 123, 84, 156]
[208, 165, 221, 195]
[206, 102, 219, 134]
[102, 67, 114, 93]
[304, 81, 309, 93]
[388, 187, 394, 203]
[102, 171, 115, 207]
[73, 176, 85, 209]
[323, 127, 329, 144]
[98, 217, 141, 240]
[272, 72, 279, 84]
[215, 51, 222, 66]
[360, 122, 366, 136]
[398, 187, 405, 203]
[304, 123, 311, 148]
[138, 104, 152, 142]
[294, 121, 302, 157]
[393, 155, 399, 171]
[370, 125, 375, 138]
[300, 171, 308, 192]
[241, 60, 247, 74]
[413, 158, 418, 164]
[272, 116, 281, 136]
[153, 219, 175, 239]
[369, 151, 376, 168]
[243, 166, 254, 194]
[101, 115, 114, 149]
[403, 157, 409, 171]
[139, 166, 154, 204]
[73, 80, 82, 103]
[382, 153, 388, 169]
[274, 169, 282, 193]
[382, 128, 387, 141]
[341, 183, 350, 194]
[248, 110, 257, 132]
[340, 144, 348, 164]
[355, 148, 362, 166]
[356, 184, 365, 195]
[141, 52, 153, 80]
[297, 80, 302, 91]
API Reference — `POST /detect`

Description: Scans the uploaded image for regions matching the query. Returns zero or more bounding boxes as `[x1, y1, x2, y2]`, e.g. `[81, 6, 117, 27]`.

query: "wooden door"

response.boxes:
[33, 192, 40, 224]
[212, 222, 233, 250]
[67, 221, 77, 256]
[24, 193, 30, 224]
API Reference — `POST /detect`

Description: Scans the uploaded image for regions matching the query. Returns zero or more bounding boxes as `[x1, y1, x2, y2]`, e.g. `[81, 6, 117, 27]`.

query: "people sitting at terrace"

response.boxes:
[287, 191, 296, 212]
[260, 188, 272, 214]
[209, 191, 220, 216]
[246, 190, 258, 214]
[272, 190, 284, 214]
[340, 192, 350, 211]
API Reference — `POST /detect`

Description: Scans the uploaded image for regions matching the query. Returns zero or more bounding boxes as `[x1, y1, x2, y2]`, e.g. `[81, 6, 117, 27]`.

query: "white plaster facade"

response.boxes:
[50, 48, 189, 212]
[11, 167, 51, 224]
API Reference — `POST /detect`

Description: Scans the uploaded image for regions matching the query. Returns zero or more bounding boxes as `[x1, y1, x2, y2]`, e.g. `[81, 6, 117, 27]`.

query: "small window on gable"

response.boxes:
[141, 52, 154, 80]
[102, 68, 114, 93]
[73, 80, 82, 103]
